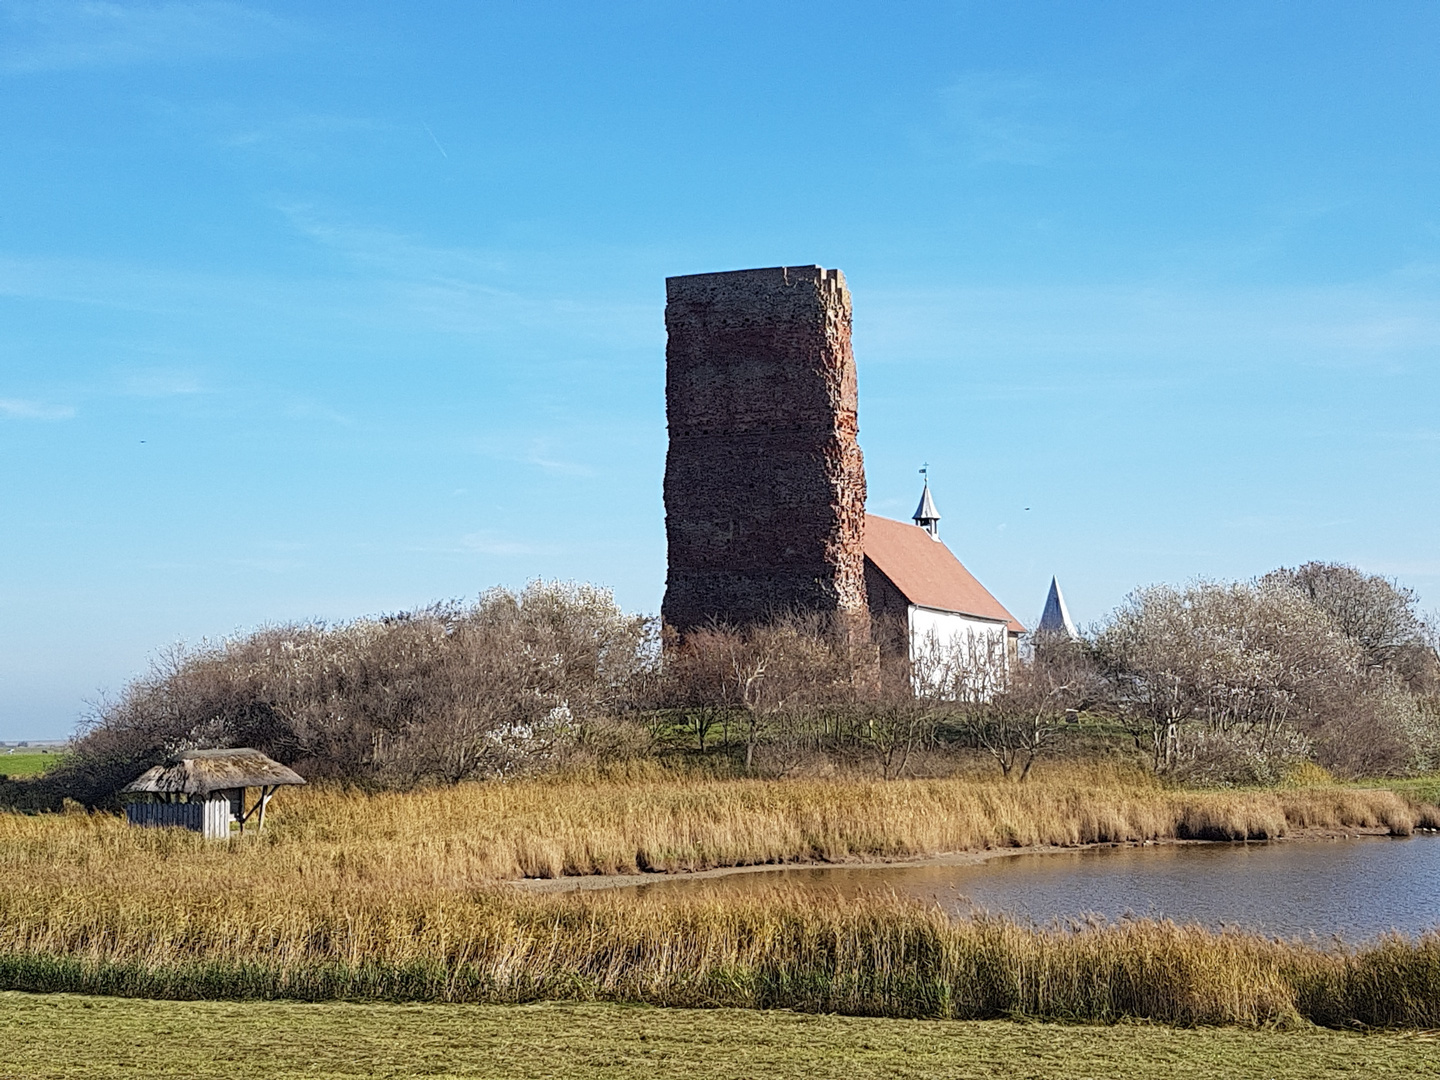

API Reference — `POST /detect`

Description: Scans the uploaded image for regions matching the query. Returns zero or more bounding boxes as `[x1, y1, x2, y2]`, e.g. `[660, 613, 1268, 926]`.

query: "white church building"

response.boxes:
[863, 479, 1024, 695]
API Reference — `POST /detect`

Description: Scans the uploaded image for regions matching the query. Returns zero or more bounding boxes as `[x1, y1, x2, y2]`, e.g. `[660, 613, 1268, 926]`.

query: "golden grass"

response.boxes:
[2, 766, 1437, 1027]
[0, 884, 1437, 1027]
[4, 763, 1432, 899]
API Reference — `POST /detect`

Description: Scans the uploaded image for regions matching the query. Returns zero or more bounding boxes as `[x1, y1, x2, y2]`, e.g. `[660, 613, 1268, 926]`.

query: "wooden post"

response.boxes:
[256, 785, 275, 831]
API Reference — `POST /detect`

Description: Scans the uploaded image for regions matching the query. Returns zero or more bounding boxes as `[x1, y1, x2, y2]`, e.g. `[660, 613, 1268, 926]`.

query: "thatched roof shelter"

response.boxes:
[122, 748, 305, 797]
[122, 749, 304, 839]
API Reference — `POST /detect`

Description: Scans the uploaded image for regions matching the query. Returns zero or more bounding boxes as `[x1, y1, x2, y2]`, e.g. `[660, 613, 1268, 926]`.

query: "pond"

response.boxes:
[633, 836, 1440, 940]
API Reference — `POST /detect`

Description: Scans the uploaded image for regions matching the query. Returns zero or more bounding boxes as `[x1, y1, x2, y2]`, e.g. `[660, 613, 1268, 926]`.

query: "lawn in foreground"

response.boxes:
[0, 993, 1435, 1080]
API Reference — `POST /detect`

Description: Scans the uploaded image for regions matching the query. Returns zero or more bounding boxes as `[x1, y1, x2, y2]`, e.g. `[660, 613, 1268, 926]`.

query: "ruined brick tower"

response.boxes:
[662, 265, 868, 633]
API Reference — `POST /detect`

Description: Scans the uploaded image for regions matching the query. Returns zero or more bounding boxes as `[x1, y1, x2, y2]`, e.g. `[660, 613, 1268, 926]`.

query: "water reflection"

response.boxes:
[634, 836, 1440, 940]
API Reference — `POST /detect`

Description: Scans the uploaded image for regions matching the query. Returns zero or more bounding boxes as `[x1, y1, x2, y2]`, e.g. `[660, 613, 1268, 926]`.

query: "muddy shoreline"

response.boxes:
[511, 824, 1419, 893]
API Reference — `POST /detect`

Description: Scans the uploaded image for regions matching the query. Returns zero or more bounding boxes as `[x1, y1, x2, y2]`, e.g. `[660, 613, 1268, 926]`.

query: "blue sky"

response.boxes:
[2, 1, 1438, 738]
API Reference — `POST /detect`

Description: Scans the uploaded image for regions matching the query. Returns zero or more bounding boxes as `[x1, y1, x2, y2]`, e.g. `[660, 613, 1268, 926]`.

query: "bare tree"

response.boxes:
[1089, 577, 1433, 781]
[851, 702, 935, 779]
[1262, 563, 1428, 668]
[939, 634, 1099, 780]
[1263, 562, 1439, 696]
[661, 613, 867, 770]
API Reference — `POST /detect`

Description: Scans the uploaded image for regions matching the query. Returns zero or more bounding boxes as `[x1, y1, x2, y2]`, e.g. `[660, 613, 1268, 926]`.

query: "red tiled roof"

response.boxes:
[863, 514, 1025, 634]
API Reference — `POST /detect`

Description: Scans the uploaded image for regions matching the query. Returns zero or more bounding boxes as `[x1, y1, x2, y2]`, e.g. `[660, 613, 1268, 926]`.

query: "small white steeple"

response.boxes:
[1037, 576, 1078, 639]
[913, 467, 941, 540]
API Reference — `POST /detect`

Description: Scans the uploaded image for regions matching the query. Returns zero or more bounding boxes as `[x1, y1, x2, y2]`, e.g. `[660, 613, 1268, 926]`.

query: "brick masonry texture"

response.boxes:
[662, 266, 868, 633]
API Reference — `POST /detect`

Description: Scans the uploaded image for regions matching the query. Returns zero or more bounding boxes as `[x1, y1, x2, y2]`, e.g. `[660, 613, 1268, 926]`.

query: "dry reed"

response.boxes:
[4, 763, 1432, 898]
[0, 885, 1436, 1027]
[2, 767, 1437, 1027]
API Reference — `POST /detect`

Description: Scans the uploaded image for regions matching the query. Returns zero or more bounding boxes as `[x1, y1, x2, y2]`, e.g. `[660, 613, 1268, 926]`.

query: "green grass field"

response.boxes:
[0, 749, 63, 778]
[1379, 774, 1440, 808]
[0, 993, 1435, 1080]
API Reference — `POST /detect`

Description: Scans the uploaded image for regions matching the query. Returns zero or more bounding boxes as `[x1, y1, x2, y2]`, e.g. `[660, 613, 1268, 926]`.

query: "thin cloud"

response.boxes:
[0, 252, 261, 314]
[458, 532, 552, 557]
[1362, 559, 1440, 580]
[422, 122, 448, 159]
[0, 397, 74, 420]
[283, 401, 356, 427]
[227, 556, 304, 574]
[275, 204, 656, 347]
[461, 433, 611, 481]
[220, 112, 387, 150]
[276, 204, 512, 281]
[0, 1, 294, 74]
[120, 369, 207, 397]
[523, 453, 596, 478]
[932, 72, 1074, 166]
[513, 435, 600, 478]
[203, 109, 393, 170]
[0, 241, 654, 362]
[859, 280, 1440, 376]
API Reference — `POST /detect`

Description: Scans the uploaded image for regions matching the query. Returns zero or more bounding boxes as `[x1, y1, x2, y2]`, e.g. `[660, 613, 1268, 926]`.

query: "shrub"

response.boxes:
[49, 582, 654, 805]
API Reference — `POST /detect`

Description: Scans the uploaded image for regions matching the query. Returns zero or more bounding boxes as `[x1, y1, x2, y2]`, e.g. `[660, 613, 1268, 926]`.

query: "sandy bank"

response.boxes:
[510, 824, 1420, 893]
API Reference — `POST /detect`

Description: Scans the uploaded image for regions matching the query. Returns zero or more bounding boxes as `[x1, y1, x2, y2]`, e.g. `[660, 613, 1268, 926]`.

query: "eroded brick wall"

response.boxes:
[661, 265, 867, 633]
